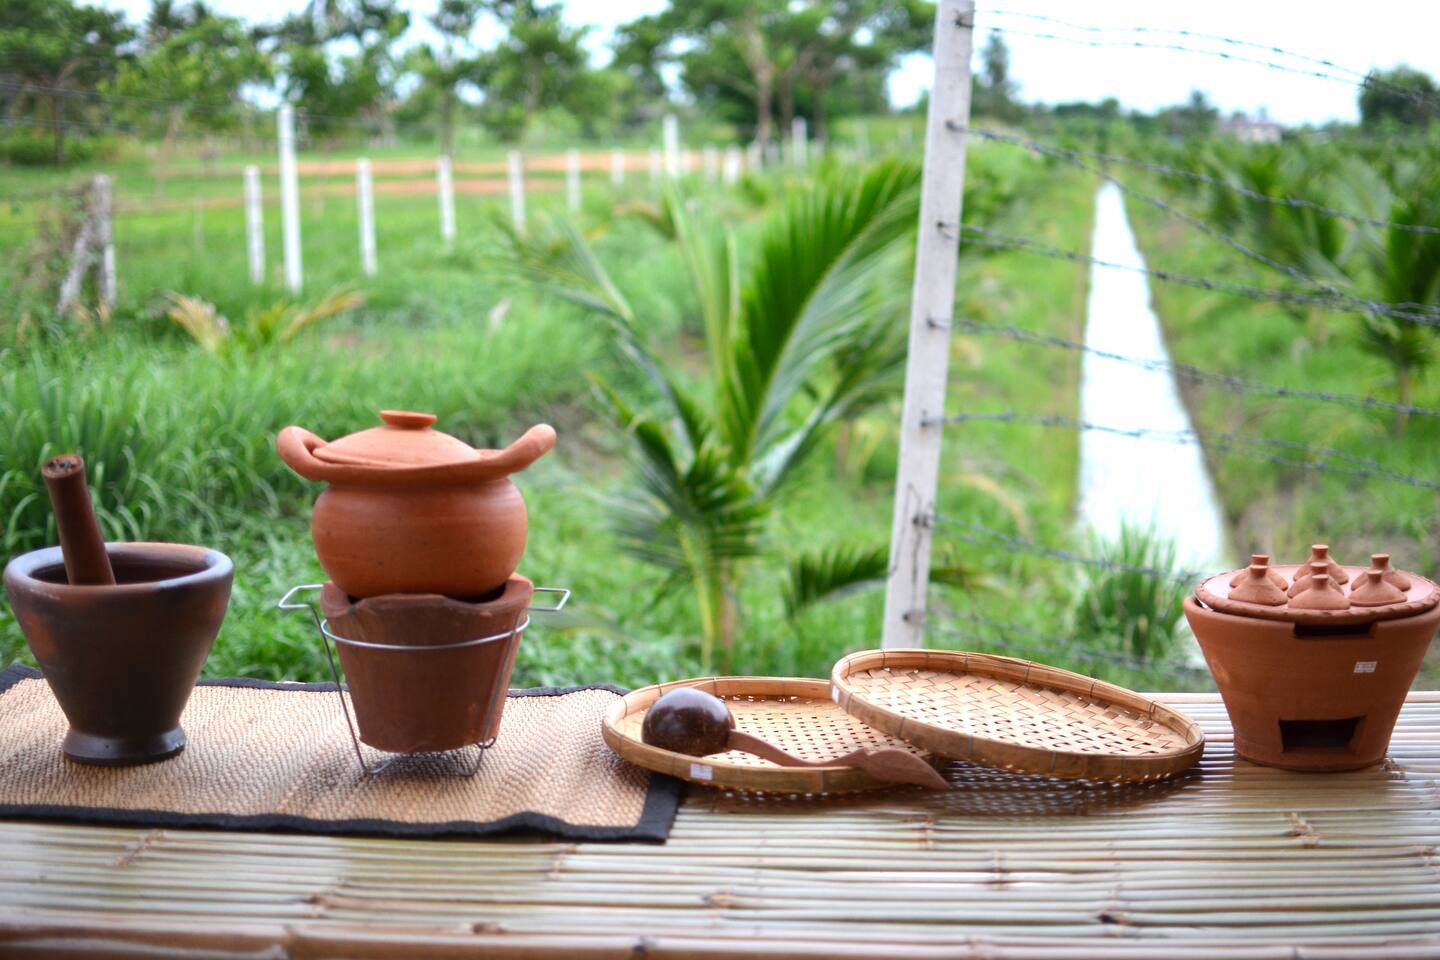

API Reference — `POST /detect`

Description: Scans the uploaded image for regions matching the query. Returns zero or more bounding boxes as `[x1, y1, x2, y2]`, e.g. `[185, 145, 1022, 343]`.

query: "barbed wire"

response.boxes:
[935, 411, 1440, 492]
[950, 319, 1440, 419]
[949, 222, 1440, 327]
[933, 517, 1204, 583]
[961, 125, 1440, 236]
[974, 22, 1440, 108]
[981, 8, 1365, 80]
[949, 121, 1439, 313]
[980, 8, 1440, 108]
[929, 607, 1209, 679]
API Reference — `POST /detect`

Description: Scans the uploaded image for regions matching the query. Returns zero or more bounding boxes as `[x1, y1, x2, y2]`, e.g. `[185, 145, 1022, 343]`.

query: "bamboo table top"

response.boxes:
[4, 691, 1440, 959]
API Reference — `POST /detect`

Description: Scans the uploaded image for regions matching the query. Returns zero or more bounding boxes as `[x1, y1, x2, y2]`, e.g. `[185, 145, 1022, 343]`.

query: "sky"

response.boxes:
[97, 0, 1440, 126]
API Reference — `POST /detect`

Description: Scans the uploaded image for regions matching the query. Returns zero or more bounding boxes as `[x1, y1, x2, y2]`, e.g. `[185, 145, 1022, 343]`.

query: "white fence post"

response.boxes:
[662, 113, 680, 179]
[610, 148, 625, 186]
[277, 104, 303, 293]
[507, 150, 526, 233]
[790, 116, 808, 166]
[243, 164, 264, 284]
[437, 155, 455, 246]
[356, 158, 376, 277]
[746, 141, 762, 172]
[566, 148, 581, 213]
[882, 0, 975, 649]
[648, 148, 662, 187]
[93, 174, 115, 308]
[702, 145, 719, 182]
[723, 146, 741, 185]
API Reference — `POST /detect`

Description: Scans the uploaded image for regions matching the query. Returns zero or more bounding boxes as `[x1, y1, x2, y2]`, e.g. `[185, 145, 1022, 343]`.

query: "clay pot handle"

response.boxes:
[474, 424, 557, 478]
[276, 426, 341, 482]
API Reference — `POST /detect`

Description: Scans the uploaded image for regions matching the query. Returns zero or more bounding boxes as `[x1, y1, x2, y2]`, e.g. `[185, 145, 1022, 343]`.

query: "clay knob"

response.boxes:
[1370, 554, 1412, 591]
[379, 410, 438, 430]
[1230, 553, 1287, 590]
[1289, 572, 1349, 611]
[1350, 568, 1407, 607]
[1230, 564, 1287, 606]
[641, 688, 734, 757]
[1287, 549, 1351, 596]
[1309, 544, 1349, 584]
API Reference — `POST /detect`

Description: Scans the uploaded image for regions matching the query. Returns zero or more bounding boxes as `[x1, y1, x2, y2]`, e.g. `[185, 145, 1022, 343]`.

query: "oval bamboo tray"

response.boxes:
[602, 676, 939, 793]
[831, 649, 1204, 782]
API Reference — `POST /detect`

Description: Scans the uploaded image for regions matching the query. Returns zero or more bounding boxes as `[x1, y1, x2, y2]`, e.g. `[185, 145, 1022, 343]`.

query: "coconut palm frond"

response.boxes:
[280, 286, 366, 343]
[724, 159, 922, 464]
[491, 211, 637, 328]
[163, 292, 229, 352]
[783, 544, 889, 618]
[783, 544, 985, 619]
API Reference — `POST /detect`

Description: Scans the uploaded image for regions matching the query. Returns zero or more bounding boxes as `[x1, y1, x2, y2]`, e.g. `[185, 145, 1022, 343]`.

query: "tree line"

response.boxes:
[0, 0, 932, 164]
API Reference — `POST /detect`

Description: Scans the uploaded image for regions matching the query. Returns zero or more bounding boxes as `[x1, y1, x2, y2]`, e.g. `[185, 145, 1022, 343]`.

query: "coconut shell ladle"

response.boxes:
[641, 687, 949, 790]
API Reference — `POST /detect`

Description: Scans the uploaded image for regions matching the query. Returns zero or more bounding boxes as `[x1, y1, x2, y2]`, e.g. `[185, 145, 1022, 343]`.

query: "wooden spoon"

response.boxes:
[641, 687, 948, 790]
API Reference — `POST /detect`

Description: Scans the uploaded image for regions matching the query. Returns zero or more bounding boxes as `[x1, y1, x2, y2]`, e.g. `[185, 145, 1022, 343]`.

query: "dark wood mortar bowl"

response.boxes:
[4, 542, 233, 766]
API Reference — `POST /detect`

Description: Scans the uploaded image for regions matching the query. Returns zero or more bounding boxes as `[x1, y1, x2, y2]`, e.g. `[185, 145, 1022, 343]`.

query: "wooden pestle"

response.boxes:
[41, 454, 115, 586]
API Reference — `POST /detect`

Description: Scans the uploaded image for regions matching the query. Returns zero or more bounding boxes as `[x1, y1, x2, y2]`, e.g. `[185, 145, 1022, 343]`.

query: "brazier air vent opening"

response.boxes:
[1280, 717, 1362, 753]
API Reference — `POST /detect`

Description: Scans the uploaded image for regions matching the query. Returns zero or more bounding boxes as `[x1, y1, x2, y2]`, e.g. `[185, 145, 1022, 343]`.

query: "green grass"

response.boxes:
[2, 138, 1201, 690]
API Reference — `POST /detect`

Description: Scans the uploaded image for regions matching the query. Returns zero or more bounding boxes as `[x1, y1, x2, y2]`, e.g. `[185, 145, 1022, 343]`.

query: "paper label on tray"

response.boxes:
[689, 763, 713, 780]
[1354, 661, 1377, 674]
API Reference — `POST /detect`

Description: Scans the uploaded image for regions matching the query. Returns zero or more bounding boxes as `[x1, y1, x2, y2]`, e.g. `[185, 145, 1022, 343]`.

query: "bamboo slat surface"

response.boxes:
[4, 692, 1440, 959]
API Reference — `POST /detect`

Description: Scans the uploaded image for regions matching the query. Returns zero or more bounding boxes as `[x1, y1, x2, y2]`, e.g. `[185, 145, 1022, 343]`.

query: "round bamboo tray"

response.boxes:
[602, 676, 938, 793]
[831, 649, 1204, 782]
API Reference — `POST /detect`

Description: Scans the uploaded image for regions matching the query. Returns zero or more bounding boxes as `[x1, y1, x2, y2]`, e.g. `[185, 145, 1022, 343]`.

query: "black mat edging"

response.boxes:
[0, 661, 683, 843]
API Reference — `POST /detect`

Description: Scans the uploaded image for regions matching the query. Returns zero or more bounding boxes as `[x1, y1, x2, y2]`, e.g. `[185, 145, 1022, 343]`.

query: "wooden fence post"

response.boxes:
[723, 146, 742, 185]
[93, 174, 115, 308]
[566, 149, 581, 213]
[610, 149, 625, 186]
[243, 164, 264, 284]
[881, 0, 975, 649]
[663, 113, 680, 179]
[277, 104, 303, 293]
[507, 150, 525, 233]
[356, 158, 377, 277]
[437, 154, 455, 246]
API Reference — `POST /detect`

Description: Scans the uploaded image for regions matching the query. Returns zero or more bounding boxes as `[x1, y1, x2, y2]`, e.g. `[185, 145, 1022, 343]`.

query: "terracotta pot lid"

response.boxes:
[313, 411, 482, 468]
[1196, 549, 1438, 626]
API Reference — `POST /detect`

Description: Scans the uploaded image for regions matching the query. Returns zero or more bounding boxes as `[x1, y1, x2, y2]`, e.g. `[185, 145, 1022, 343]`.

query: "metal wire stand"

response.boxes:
[277, 583, 570, 777]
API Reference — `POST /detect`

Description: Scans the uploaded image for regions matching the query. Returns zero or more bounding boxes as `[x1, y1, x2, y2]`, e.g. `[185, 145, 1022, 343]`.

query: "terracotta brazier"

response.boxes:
[277, 411, 555, 600]
[4, 542, 233, 765]
[1185, 549, 1440, 772]
[320, 575, 533, 753]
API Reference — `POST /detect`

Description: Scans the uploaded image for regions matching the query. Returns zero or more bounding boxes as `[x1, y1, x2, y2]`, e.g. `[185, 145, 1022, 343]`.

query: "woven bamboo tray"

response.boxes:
[831, 649, 1204, 782]
[602, 676, 937, 793]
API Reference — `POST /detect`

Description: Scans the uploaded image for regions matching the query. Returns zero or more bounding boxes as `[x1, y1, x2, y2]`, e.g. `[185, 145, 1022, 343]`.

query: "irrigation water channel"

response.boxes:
[1076, 182, 1228, 572]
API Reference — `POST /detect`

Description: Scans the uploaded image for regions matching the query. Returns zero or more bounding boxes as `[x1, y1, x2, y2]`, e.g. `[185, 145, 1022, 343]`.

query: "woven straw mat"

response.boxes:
[0, 666, 680, 841]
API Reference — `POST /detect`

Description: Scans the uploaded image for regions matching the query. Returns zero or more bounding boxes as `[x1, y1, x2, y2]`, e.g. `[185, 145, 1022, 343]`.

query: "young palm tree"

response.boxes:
[1353, 163, 1440, 430]
[497, 161, 925, 669]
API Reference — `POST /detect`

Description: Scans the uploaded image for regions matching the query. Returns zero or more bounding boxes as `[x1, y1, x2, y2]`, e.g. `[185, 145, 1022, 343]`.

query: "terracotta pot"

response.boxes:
[320, 574, 533, 753]
[1186, 555, 1440, 772]
[277, 410, 555, 599]
[3, 542, 233, 765]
